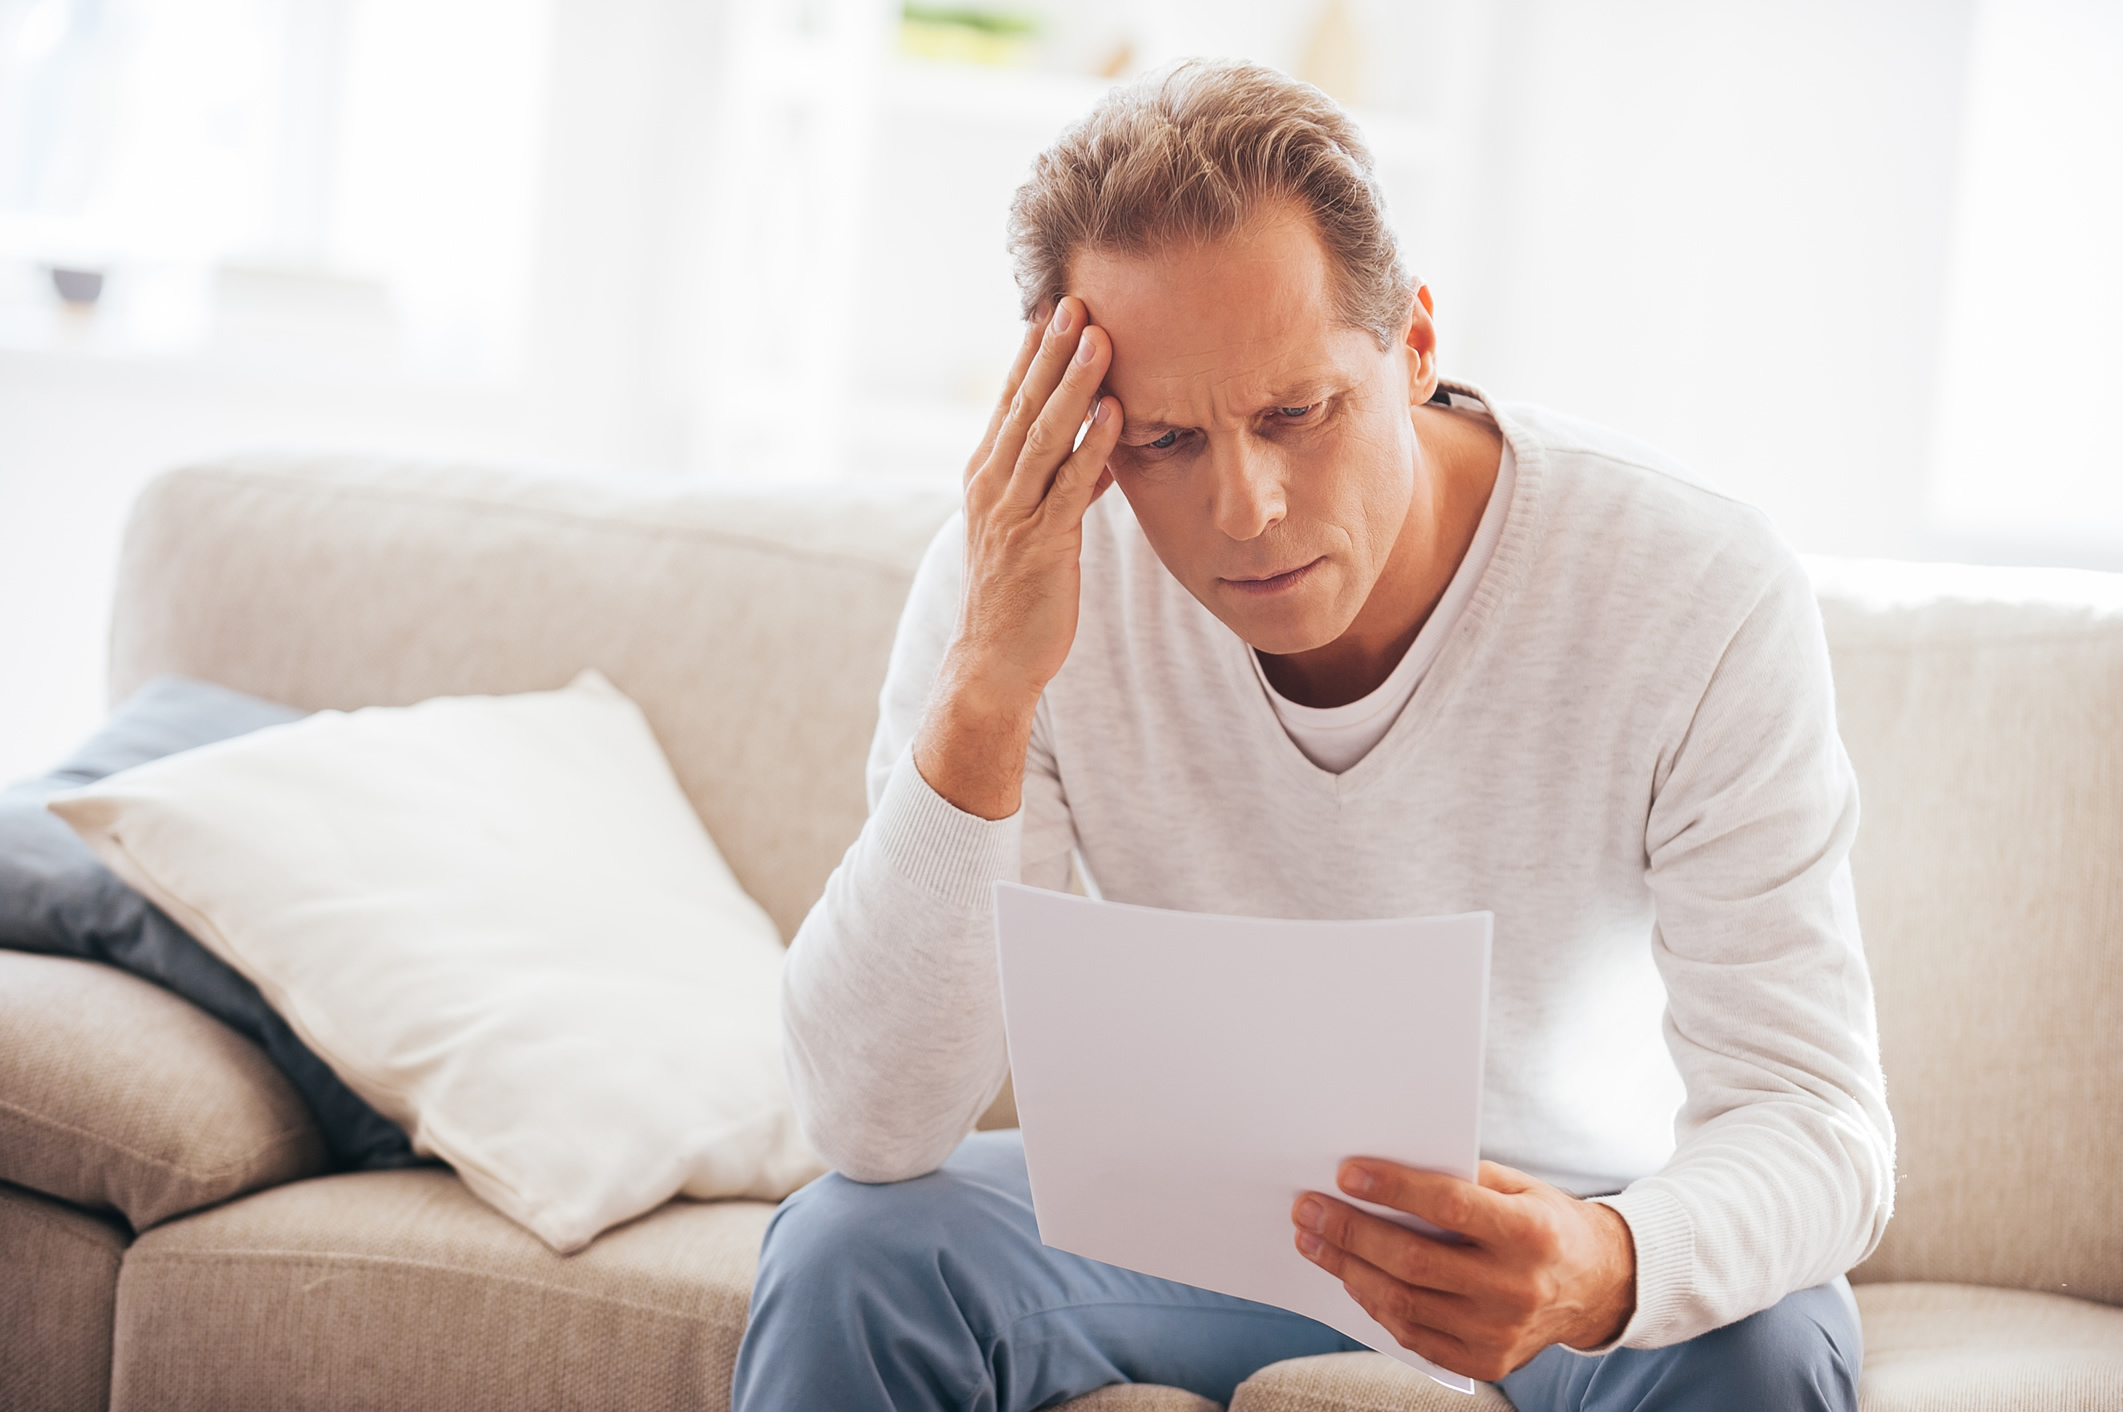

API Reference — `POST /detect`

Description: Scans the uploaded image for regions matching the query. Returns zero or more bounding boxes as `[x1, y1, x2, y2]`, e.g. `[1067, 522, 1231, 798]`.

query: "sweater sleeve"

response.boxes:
[784, 513, 1076, 1183]
[1594, 552, 1895, 1348]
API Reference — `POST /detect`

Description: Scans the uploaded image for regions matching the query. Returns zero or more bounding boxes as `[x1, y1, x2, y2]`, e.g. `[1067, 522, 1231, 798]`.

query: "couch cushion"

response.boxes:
[110, 1167, 1246, 1412]
[0, 673, 414, 1171]
[1062, 1387, 1224, 1410]
[54, 672, 819, 1254]
[0, 1180, 128, 1412]
[1813, 559, 2123, 1303]
[107, 459, 957, 942]
[1229, 1353, 1511, 1411]
[0, 950, 326, 1229]
[1224, 1283, 2123, 1412]
[1854, 1281, 2123, 1410]
[112, 1169, 776, 1412]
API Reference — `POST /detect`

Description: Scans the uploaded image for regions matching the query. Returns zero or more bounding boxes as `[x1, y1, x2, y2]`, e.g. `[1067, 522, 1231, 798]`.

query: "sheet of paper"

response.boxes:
[994, 882, 1492, 1395]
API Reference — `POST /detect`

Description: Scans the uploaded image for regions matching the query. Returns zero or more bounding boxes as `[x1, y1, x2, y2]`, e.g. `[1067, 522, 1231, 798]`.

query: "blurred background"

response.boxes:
[1, 0, 2118, 781]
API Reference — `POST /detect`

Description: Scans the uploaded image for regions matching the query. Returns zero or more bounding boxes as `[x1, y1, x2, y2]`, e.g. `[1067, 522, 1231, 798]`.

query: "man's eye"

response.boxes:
[1147, 430, 1180, 450]
[1276, 404, 1318, 420]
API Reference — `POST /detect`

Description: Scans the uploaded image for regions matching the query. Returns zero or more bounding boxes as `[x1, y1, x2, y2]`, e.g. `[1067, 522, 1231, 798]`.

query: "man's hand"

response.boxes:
[1292, 1159, 1637, 1381]
[913, 296, 1122, 820]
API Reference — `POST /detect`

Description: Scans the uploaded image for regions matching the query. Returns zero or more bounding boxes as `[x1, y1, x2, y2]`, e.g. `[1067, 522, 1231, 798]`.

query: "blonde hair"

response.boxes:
[1008, 59, 1412, 350]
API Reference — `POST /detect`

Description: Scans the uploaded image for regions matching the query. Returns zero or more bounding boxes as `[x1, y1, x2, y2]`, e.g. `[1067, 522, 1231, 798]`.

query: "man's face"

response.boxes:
[1074, 208, 1425, 655]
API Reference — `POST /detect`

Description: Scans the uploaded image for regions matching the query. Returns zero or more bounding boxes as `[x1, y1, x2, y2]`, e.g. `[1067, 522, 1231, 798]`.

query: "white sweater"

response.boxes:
[1257, 397, 1517, 771]
[781, 391, 1895, 1350]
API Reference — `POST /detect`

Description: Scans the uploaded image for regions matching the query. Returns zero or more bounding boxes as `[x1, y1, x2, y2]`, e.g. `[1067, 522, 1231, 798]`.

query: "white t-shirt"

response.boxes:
[1253, 417, 1518, 774]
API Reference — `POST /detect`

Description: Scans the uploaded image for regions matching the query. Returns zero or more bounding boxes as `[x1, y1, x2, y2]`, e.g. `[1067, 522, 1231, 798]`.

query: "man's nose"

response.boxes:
[1209, 438, 1286, 542]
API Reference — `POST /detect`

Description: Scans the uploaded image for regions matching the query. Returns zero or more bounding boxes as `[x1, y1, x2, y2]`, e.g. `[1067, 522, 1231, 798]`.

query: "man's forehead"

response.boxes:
[1070, 210, 1370, 423]
[1074, 218, 1330, 339]
[1086, 289, 1368, 432]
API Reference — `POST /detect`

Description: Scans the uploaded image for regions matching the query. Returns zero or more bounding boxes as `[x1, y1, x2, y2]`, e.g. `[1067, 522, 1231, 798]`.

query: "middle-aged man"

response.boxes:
[731, 58, 1891, 1412]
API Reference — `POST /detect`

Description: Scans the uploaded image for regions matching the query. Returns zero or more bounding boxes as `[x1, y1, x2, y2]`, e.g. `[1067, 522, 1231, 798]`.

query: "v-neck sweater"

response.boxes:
[1255, 405, 1517, 772]
[781, 389, 1895, 1352]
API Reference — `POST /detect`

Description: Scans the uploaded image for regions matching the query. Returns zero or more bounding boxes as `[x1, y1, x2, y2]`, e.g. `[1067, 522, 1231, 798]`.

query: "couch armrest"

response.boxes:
[0, 951, 326, 1230]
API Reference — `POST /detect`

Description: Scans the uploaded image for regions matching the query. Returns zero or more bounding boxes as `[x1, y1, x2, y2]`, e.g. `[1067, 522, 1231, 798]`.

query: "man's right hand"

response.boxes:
[913, 295, 1122, 820]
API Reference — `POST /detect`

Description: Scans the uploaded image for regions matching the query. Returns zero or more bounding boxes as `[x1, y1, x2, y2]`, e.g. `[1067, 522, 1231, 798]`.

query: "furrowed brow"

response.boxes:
[1255, 379, 1340, 411]
[1119, 415, 1183, 440]
[1112, 375, 1350, 440]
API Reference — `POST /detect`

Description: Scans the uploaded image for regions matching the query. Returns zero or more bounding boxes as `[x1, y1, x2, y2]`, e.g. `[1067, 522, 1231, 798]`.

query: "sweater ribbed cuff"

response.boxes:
[1579, 1183, 1694, 1352]
[870, 749, 1024, 914]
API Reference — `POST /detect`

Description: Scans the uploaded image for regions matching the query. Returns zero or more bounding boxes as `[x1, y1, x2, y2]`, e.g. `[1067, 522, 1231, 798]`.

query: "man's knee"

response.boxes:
[1505, 1282, 1863, 1412]
[759, 1168, 962, 1288]
[736, 1167, 1005, 1411]
[1663, 1283, 1860, 1410]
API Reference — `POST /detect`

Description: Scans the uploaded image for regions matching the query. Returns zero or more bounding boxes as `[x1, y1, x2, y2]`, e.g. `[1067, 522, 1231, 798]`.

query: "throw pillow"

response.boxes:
[0, 675, 417, 1170]
[50, 670, 824, 1252]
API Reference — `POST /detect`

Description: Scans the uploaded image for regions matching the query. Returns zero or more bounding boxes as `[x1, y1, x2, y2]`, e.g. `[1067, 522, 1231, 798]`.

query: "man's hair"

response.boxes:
[1007, 59, 1412, 350]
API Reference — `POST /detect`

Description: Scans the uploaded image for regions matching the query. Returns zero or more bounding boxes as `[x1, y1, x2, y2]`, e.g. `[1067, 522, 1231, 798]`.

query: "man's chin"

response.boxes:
[1206, 593, 1354, 659]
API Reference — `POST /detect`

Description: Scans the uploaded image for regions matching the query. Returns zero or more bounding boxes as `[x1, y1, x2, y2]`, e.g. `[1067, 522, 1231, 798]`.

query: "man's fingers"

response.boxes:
[1297, 1234, 1478, 1371]
[1477, 1160, 1539, 1196]
[984, 296, 1087, 490]
[1338, 1161, 1517, 1245]
[1042, 395, 1123, 521]
[968, 319, 1045, 485]
[1294, 1194, 1480, 1296]
[1005, 321, 1111, 508]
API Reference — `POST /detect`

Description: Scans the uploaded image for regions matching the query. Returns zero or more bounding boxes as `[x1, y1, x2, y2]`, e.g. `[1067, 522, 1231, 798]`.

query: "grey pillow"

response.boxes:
[0, 676, 418, 1171]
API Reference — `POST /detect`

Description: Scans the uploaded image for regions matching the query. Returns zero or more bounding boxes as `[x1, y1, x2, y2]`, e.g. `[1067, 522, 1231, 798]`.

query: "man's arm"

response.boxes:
[1292, 550, 1893, 1371]
[1607, 554, 1893, 1345]
[782, 301, 1119, 1183]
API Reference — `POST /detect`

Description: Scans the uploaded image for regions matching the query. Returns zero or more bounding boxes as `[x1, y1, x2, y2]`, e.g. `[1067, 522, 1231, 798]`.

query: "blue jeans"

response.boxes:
[731, 1130, 1861, 1411]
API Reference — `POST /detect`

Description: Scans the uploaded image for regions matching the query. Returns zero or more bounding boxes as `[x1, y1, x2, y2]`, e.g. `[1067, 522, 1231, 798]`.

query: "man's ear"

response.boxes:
[1402, 281, 1440, 406]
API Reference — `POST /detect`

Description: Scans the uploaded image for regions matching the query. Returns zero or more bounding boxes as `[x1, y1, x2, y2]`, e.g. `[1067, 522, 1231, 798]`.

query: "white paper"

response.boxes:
[993, 883, 1492, 1394]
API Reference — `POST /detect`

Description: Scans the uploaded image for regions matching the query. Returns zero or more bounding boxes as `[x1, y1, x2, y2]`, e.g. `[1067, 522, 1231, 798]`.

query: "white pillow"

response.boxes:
[50, 670, 823, 1252]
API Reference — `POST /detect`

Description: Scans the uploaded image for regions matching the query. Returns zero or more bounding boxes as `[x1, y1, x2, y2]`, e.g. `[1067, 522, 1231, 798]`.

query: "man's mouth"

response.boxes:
[1220, 557, 1325, 597]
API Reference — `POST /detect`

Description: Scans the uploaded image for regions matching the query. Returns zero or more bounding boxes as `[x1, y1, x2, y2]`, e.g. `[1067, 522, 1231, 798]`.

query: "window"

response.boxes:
[1928, 0, 2123, 559]
[0, 0, 553, 382]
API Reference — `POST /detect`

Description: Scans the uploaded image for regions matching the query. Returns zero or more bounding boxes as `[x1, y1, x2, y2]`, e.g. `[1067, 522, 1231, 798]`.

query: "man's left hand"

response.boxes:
[1292, 1159, 1637, 1381]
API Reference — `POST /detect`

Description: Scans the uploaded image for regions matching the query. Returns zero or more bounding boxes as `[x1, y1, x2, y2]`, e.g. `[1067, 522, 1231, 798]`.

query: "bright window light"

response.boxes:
[0, 0, 553, 382]
[1929, 0, 2123, 546]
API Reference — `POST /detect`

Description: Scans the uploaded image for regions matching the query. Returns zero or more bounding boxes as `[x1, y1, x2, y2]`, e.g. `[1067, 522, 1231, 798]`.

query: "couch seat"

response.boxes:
[94, 1170, 2123, 1412]
[1855, 1281, 2123, 1410]
[1230, 1352, 1513, 1410]
[108, 1169, 1221, 1411]
[111, 1169, 775, 1412]
[1226, 1283, 2123, 1412]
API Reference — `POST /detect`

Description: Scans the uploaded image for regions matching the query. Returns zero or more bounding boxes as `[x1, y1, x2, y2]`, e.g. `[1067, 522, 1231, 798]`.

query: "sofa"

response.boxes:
[3, 455, 2120, 1411]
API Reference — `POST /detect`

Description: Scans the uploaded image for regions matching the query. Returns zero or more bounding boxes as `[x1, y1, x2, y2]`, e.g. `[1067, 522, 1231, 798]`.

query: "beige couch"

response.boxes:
[4, 457, 2120, 1411]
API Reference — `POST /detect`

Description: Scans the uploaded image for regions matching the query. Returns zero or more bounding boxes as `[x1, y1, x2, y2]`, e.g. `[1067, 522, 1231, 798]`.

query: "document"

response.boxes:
[993, 883, 1492, 1394]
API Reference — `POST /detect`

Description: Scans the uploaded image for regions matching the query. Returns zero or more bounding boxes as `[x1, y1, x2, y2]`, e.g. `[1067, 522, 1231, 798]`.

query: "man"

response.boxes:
[732, 59, 1890, 1412]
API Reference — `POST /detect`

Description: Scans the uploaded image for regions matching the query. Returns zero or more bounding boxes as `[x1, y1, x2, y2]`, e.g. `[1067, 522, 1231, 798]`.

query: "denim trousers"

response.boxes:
[730, 1130, 1861, 1412]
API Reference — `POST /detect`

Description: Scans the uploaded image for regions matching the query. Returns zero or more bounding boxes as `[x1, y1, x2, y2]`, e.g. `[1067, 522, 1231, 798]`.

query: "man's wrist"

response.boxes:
[1563, 1200, 1638, 1350]
[911, 662, 1042, 822]
[934, 653, 1046, 728]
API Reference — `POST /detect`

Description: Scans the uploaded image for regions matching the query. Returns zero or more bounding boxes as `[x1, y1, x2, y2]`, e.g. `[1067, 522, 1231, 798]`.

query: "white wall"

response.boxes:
[0, 0, 725, 784]
[1928, 0, 2123, 560]
[1438, 0, 1978, 561]
[5, 0, 2118, 786]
